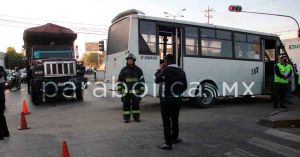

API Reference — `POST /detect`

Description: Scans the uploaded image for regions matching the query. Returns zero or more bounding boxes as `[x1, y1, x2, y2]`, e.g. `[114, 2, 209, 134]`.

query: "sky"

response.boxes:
[0, 0, 299, 57]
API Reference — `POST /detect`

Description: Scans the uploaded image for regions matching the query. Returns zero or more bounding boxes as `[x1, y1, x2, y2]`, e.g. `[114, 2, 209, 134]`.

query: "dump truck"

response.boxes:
[23, 23, 86, 105]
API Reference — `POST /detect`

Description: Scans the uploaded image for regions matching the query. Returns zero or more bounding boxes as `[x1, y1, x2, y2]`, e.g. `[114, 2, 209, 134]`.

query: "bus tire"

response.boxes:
[191, 82, 218, 108]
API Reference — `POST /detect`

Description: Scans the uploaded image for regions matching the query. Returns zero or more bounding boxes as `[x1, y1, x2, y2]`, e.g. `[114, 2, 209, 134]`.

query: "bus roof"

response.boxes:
[112, 9, 279, 38]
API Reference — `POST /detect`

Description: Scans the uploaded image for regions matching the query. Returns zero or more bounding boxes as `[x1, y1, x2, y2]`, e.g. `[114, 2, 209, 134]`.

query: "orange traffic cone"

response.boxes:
[22, 99, 31, 115]
[18, 112, 30, 130]
[62, 141, 70, 157]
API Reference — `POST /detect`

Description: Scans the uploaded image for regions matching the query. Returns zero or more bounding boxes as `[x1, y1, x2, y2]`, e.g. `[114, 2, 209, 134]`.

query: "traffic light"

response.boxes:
[99, 40, 104, 51]
[298, 29, 300, 38]
[228, 5, 242, 12]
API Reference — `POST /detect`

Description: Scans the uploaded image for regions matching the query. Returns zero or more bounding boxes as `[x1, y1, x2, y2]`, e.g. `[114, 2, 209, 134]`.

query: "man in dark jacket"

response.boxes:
[117, 53, 145, 123]
[0, 66, 9, 140]
[155, 54, 187, 150]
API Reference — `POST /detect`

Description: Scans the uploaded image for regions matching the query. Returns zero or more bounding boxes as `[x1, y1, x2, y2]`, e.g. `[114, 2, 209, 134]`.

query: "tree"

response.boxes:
[81, 52, 99, 68]
[4, 47, 26, 69]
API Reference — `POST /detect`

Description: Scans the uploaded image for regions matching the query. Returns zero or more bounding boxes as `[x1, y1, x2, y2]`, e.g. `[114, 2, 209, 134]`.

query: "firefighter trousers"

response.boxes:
[122, 94, 140, 120]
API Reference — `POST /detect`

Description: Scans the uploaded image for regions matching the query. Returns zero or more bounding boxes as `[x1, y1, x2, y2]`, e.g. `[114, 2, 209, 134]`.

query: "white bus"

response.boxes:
[105, 9, 297, 108]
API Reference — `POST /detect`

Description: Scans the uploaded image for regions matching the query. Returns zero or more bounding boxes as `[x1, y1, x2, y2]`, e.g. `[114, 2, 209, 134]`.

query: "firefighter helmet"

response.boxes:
[126, 53, 136, 61]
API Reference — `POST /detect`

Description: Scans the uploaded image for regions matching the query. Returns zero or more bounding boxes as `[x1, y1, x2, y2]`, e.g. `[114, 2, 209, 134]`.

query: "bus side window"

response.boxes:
[234, 33, 261, 60]
[201, 29, 233, 58]
[185, 27, 198, 56]
[139, 21, 157, 55]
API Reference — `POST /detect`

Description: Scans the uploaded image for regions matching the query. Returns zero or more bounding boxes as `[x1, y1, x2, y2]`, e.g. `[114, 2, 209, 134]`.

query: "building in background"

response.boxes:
[83, 42, 105, 70]
[0, 51, 5, 67]
[282, 38, 300, 71]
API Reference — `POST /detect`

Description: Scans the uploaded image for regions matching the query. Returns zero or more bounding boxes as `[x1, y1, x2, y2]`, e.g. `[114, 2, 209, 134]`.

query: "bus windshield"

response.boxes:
[33, 50, 72, 59]
[107, 18, 130, 55]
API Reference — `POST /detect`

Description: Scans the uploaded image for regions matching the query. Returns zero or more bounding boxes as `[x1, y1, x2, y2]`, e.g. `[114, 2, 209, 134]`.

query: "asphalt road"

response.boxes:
[0, 82, 299, 157]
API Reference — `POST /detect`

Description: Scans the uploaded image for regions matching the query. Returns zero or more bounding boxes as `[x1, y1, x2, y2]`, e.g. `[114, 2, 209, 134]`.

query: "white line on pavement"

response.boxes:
[264, 129, 300, 143]
[248, 137, 300, 157]
[224, 148, 259, 157]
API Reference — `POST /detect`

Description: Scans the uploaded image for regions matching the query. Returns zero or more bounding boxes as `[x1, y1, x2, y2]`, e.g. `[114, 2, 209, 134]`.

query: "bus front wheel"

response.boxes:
[191, 82, 217, 108]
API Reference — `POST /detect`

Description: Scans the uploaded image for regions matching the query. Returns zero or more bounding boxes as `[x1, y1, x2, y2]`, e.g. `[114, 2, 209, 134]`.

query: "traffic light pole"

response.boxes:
[241, 10, 299, 31]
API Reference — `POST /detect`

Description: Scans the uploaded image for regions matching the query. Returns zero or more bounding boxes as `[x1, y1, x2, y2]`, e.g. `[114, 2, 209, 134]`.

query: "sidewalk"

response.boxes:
[258, 97, 300, 128]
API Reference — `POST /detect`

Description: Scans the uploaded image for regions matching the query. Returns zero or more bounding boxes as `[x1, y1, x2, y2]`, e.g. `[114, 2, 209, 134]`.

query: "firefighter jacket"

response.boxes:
[117, 64, 145, 95]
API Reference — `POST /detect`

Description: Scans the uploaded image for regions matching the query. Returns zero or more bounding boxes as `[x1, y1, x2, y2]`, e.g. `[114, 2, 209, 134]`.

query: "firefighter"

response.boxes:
[0, 66, 9, 140]
[273, 55, 292, 109]
[117, 53, 145, 123]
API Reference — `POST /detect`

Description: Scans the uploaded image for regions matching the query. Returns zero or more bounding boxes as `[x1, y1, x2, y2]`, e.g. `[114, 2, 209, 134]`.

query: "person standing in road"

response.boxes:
[155, 54, 187, 150]
[273, 55, 292, 109]
[93, 67, 97, 82]
[117, 53, 145, 123]
[15, 67, 21, 89]
[0, 65, 9, 140]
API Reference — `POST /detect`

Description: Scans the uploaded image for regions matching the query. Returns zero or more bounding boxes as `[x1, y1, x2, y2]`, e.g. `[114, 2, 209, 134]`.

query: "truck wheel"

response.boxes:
[31, 92, 41, 106]
[191, 82, 218, 108]
[76, 89, 83, 101]
[31, 80, 41, 106]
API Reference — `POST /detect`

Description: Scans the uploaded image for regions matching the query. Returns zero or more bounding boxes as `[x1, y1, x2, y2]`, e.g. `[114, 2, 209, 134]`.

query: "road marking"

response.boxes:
[248, 137, 300, 157]
[265, 129, 300, 143]
[224, 148, 259, 157]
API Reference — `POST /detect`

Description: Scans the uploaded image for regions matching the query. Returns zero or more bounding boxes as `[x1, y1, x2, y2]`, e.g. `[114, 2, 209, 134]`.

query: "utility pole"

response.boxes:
[204, 6, 214, 24]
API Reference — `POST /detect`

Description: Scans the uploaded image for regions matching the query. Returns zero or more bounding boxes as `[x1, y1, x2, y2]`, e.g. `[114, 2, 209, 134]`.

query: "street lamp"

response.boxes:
[228, 5, 300, 38]
[164, 9, 186, 20]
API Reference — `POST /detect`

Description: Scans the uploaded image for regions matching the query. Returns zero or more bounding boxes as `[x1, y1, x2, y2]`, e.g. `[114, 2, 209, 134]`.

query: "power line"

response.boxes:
[0, 23, 107, 36]
[260, 25, 295, 30]
[272, 29, 297, 34]
[0, 18, 40, 26]
[0, 17, 108, 34]
[0, 14, 109, 28]
[76, 32, 107, 36]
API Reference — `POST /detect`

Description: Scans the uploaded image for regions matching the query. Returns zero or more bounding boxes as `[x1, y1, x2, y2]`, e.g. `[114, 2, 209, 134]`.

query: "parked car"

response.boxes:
[21, 69, 27, 83]
[4, 69, 11, 89]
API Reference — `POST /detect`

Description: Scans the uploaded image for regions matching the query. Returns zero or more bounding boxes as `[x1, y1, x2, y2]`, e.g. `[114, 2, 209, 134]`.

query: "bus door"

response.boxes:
[158, 25, 183, 68]
[263, 38, 277, 93]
